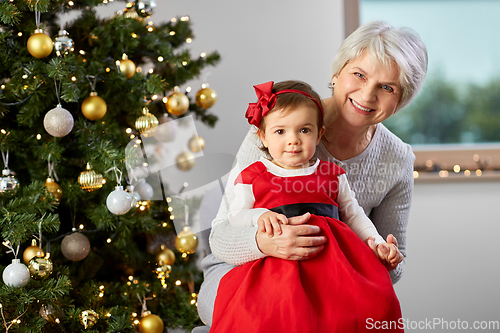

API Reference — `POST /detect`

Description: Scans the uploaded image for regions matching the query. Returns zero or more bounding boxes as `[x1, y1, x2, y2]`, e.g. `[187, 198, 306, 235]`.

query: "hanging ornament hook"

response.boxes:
[54, 79, 62, 106]
[1, 150, 9, 169]
[47, 153, 59, 181]
[86, 75, 98, 92]
[105, 166, 123, 186]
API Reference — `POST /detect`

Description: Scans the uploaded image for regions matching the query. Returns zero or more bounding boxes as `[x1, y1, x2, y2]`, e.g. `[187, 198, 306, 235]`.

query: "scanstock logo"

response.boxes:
[125, 115, 235, 235]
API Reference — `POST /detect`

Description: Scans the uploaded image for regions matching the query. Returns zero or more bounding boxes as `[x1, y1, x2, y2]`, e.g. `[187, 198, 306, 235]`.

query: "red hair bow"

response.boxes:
[245, 81, 276, 127]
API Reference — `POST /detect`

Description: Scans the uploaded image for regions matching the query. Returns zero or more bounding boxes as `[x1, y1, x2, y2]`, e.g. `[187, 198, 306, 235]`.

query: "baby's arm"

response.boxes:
[228, 181, 269, 228]
[336, 174, 385, 245]
[257, 211, 288, 237]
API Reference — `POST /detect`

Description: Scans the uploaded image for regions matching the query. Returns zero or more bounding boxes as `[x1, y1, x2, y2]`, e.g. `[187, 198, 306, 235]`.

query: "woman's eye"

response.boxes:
[355, 72, 365, 79]
[382, 84, 394, 92]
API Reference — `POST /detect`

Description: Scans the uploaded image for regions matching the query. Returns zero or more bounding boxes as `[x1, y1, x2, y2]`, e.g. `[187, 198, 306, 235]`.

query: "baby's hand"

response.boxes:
[376, 242, 403, 271]
[257, 211, 288, 237]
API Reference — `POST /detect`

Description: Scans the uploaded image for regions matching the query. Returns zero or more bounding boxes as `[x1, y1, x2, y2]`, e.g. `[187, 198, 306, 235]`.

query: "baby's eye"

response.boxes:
[275, 129, 284, 135]
[300, 128, 311, 134]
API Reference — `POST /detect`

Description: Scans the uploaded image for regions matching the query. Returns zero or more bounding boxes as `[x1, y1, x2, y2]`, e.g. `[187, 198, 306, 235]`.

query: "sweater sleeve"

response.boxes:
[369, 145, 415, 284]
[337, 174, 385, 245]
[209, 127, 269, 265]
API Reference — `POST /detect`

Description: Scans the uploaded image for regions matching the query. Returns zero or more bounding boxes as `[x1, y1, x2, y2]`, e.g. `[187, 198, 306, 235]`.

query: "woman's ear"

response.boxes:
[331, 76, 338, 87]
[257, 129, 268, 148]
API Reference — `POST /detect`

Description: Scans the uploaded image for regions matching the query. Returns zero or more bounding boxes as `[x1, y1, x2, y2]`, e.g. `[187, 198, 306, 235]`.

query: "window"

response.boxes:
[359, 0, 500, 180]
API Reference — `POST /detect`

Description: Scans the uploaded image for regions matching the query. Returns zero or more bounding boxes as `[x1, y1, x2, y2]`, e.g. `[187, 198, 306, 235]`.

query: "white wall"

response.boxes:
[97, 0, 344, 158]
[394, 180, 500, 332]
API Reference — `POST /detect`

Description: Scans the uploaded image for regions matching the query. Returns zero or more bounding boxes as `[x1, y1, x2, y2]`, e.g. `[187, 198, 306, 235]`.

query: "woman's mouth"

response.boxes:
[350, 99, 375, 112]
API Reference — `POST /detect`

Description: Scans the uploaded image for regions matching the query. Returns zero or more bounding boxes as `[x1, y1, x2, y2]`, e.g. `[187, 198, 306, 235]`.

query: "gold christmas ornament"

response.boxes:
[135, 107, 159, 137]
[80, 309, 98, 329]
[188, 134, 205, 153]
[61, 232, 91, 261]
[138, 311, 164, 333]
[156, 245, 175, 266]
[78, 163, 104, 192]
[119, 54, 136, 79]
[44, 177, 63, 203]
[81, 92, 107, 121]
[175, 226, 198, 254]
[27, 29, 53, 58]
[23, 239, 45, 264]
[195, 86, 217, 109]
[165, 88, 189, 116]
[175, 150, 195, 171]
[28, 255, 53, 279]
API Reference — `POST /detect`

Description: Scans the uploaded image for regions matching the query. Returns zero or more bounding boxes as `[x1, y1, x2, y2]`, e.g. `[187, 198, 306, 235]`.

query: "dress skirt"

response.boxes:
[210, 214, 403, 332]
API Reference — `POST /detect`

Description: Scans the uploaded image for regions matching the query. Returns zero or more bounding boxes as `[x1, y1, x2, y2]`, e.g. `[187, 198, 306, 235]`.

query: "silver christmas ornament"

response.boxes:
[43, 104, 74, 137]
[134, 0, 157, 18]
[0, 168, 19, 193]
[54, 30, 74, 57]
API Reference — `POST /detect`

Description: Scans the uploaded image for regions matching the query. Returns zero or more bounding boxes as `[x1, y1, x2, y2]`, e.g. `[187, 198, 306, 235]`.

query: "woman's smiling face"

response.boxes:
[332, 51, 402, 128]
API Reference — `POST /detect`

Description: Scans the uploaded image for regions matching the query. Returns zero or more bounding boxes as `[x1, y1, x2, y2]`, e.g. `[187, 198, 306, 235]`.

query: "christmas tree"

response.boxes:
[0, 0, 220, 331]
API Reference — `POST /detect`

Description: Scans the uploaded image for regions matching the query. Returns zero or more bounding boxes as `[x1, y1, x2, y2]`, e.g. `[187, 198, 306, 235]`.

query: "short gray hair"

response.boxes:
[331, 20, 428, 111]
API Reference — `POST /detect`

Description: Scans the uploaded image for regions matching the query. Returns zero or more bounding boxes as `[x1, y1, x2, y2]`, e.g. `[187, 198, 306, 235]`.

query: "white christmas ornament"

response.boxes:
[3, 259, 30, 287]
[43, 104, 74, 137]
[106, 186, 133, 215]
[126, 185, 141, 207]
[134, 179, 153, 201]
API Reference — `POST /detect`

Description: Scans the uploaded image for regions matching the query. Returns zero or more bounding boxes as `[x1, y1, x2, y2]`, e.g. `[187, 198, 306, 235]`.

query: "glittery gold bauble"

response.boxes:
[138, 312, 164, 333]
[27, 29, 53, 58]
[120, 55, 136, 78]
[175, 226, 198, 254]
[23, 239, 45, 264]
[156, 245, 175, 266]
[78, 163, 103, 192]
[187, 135, 205, 153]
[195, 87, 217, 109]
[80, 309, 98, 329]
[81, 92, 107, 120]
[61, 233, 91, 261]
[28, 255, 53, 279]
[175, 150, 195, 171]
[135, 107, 159, 137]
[165, 90, 189, 116]
[44, 177, 62, 203]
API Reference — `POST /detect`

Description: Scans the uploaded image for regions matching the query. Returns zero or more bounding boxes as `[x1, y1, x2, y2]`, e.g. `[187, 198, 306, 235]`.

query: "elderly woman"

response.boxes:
[194, 20, 428, 331]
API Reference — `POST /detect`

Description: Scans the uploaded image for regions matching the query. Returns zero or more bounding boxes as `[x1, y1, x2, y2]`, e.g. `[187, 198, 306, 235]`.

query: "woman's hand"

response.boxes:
[366, 234, 403, 271]
[255, 212, 327, 261]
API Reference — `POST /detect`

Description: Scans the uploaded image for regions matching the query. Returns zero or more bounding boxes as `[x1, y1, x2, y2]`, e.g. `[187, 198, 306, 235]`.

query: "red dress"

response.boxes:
[211, 160, 403, 332]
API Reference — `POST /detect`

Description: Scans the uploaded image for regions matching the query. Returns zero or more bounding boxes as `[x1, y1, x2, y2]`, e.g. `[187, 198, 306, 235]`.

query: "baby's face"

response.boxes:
[258, 105, 324, 169]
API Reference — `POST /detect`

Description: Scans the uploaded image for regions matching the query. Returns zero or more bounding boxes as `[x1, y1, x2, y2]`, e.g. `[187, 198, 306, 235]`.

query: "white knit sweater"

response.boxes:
[209, 123, 415, 283]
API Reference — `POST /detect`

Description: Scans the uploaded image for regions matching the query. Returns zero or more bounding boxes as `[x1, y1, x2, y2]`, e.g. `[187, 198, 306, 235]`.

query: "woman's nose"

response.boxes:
[361, 85, 377, 103]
